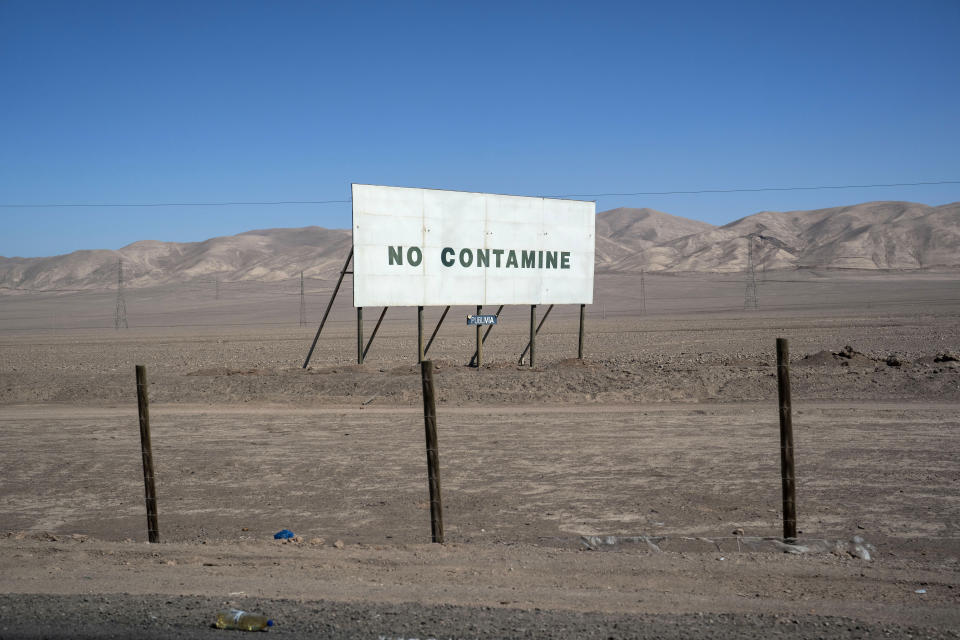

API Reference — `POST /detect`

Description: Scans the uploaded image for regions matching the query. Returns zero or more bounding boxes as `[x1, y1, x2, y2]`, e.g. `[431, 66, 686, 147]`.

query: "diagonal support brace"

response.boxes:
[303, 248, 353, 368]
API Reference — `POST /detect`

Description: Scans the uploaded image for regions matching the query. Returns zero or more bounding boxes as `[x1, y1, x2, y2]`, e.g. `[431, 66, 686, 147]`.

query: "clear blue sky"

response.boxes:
[1, 1, 958, 257]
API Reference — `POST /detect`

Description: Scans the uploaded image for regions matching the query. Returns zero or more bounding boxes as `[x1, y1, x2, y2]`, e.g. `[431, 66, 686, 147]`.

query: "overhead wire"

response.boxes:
[551, 180, 960, 199]
[0, 179, 957, 208]
[0, 199, 351, 208]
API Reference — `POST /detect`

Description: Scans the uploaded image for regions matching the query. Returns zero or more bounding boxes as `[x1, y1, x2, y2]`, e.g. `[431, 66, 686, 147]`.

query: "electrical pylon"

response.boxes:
[114, 258, 128, 329]
[640, 269, 647, 315]
[744, 234, 759, 310]
[299, 271, 307, 327]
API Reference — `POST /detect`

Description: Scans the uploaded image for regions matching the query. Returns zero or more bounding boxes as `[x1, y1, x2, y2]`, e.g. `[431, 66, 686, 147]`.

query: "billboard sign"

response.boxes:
[352, 184, 595, 307]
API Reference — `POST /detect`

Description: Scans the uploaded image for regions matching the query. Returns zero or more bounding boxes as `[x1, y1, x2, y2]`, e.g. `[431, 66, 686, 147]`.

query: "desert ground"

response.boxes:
[1, 270, 958, 638]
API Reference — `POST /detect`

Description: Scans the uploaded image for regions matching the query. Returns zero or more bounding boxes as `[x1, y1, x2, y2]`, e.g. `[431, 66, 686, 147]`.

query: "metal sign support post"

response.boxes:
[578, 303, 585, 359]
[357, 307, 364, 364]
[362, 307, 388, 362]
[469, 305, 504, 367]
[519, 304, 553, 366]
[418, 306, 425, 362]
[529, 305, 537, 367]
[424, 306, 450, 358]
[302, 248, 354, 368]
[475, 305, 483, 367]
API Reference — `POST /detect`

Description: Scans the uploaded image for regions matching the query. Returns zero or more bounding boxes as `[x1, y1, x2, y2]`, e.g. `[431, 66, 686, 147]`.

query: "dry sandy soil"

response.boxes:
[0, 271, 958, 638]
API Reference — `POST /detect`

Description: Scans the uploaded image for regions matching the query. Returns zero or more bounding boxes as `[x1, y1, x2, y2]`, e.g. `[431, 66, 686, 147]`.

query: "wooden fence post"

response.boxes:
[776, 338, 797, 541]
[420, 360, 444, 543]
[135, 365, 159, 543]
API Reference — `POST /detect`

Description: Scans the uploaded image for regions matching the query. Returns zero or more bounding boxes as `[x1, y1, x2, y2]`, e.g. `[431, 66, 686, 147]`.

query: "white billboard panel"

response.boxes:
[352, 184, 595, 307]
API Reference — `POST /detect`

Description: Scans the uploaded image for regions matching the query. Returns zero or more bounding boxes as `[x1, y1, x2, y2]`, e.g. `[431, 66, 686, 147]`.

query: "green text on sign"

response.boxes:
[388, 246, 571, 270]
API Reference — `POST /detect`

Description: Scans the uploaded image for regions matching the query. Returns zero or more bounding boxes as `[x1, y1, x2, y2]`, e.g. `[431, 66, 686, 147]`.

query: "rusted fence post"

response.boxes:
[776, 338, 797, 541]
[420, 360, 444, 543]
[135, 365, 159, 543]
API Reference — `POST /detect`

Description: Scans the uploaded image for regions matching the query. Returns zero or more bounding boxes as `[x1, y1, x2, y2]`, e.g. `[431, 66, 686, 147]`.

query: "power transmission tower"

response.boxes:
[114, 258, 128, 329]
[744, 234, 759, 310]
[299, 271, 307, 327]
[640, 269, 647, 315]
[215, 278, 220, 300]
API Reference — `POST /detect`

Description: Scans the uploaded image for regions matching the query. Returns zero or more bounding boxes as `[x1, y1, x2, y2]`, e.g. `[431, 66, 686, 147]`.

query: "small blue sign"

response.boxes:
[467, 314, 498, 326]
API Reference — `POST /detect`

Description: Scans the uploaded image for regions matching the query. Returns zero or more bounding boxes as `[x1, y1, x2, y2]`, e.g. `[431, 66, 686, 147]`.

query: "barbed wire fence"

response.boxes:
[4, 385, 958, 548]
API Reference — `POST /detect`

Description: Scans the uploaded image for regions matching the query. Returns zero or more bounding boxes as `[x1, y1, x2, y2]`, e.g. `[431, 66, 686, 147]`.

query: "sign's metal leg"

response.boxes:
[362, 307, 388, 362]
[424, 306, 450, 357]
[469, 305, 503, 367]
[518, 304, 553, 366]
[418, 306, 425, 362]
[529, 304, 536, 367]
[475, 305, 482, 368]
[578, 303, 585, 359]
[302, 248, 353, 368]
[357, 307, 364, 364]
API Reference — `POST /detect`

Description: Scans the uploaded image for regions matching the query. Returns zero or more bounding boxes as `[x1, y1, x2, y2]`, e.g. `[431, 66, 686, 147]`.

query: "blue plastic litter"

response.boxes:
[273, 529, 295, 539]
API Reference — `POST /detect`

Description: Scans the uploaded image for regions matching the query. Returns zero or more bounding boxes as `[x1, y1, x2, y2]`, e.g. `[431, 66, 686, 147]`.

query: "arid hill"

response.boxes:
[1, 200, 957, 291]
[0, 227, 351, 290]
[603, 201, 960, 273]
[593, 207, 715, 266]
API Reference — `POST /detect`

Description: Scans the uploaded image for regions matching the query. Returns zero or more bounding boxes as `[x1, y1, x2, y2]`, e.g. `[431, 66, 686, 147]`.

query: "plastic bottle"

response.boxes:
[214, 609, 274, 631]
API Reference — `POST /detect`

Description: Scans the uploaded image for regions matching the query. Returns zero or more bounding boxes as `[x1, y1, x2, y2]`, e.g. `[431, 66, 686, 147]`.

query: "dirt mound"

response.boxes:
[186, 367, 271, 377]
[796, 346, 877, 368]
[797, 350, 840, 366]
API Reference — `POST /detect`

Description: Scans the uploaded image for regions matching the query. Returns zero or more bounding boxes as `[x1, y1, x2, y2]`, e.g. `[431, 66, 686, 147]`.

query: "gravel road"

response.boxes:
[2, 593, 957, 640]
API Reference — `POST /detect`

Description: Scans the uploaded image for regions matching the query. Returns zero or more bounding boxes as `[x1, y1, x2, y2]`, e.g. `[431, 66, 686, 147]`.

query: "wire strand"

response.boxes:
[551, 180, 960, 198]
[0, 199, 352, 209]
[1, 180, 957, 208]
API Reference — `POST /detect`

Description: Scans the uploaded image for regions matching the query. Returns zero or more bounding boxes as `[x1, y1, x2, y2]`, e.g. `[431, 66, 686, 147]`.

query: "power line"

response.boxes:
[0, 199, 351, 209]
[552, 180, 960, 199]
[0, 180, 957, 209]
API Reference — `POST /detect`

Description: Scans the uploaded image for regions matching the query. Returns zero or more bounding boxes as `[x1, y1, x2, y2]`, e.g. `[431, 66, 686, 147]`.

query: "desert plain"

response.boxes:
[0, 266, 958, 639]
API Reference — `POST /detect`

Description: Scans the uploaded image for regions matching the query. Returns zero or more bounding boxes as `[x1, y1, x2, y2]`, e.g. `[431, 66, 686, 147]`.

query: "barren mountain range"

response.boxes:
[1, 201, 957, 291]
